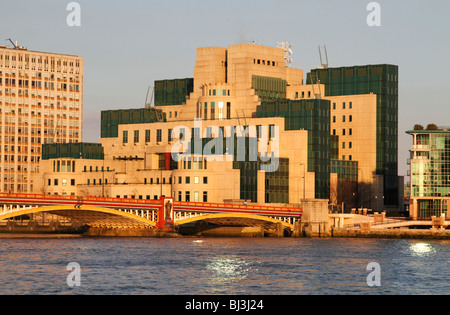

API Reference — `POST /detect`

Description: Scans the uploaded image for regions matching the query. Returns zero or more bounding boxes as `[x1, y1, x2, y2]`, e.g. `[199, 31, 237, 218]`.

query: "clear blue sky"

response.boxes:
[2, 0, 450, 177]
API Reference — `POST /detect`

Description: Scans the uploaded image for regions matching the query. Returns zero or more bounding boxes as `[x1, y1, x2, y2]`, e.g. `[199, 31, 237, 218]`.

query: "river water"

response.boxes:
[0, 237, 448, 295]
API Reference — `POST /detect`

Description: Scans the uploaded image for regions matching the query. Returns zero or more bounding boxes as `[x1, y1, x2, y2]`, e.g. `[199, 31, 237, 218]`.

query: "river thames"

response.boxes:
[0, 237, 448, 295]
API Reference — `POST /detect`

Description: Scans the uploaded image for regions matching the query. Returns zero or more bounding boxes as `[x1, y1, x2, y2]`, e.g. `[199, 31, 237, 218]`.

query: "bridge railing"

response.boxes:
[0, 193, 301, 215]
[0, 193, 162, 206]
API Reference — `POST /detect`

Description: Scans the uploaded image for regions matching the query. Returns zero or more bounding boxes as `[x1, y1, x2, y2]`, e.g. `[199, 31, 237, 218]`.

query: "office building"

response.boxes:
[36, 43, 401, 210]
[0, 43, 83, 193]
[407, 126, 450, 218]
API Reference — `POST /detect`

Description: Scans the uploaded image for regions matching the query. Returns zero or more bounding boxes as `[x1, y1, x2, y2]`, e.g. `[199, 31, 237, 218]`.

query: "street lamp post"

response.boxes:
[299, 163, 306, 207]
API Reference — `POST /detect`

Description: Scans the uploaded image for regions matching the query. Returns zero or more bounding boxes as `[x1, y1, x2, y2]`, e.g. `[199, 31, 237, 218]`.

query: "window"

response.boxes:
[332, 129, 336, 136]
[192, 128, 200, 138]
[349, 142, 352, 149]
[194, 176, 199, 184]
[269, 124, 275, 139]
[333, 103, 336, 110]
[178, 176, 182, 184]
[203, 177, 208, 184]
[54, 179, 58, 186]
[123, 130, 128, 144]
[185, 176, 190, 184]
[218, 102, 223, 120]
[210, 102, 215, 120]
[342, 142, 346, 149]
[168, 129, 173, 142]
[178, 191, 182, 201]
[157, 129, 162, 142]
[185, 191, 190, 202]
[204, 102, 208, 120]
[349, 115, 352, 122]
[342, 129, 346, 136]
[62, 179, 67, 186]
[343, 102, 346, 109]
[332, 116, 336, 123]
[134, 130, 139, 143]
[227, 102, 231, 119]
[342, 116, 346, 122]
[349, 128, 352, 136]
[194, 191, 199, 202]
[349, 102, 352, 109]
[203, 191, 208, 202]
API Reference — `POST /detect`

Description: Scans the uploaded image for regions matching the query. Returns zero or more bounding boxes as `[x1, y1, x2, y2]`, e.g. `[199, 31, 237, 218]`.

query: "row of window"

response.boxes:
[123, 124, 277, 145]
[342, 142, 353, 149]
[342, 155, 353, 161]
[332, 102, 353, 110]
[332, 115, 353, 123]
[177, 191, 208, 202]
[113, 192, 209, 203]
[48, 178, 75, 186]
[294, 91, 312, 99]
[253, 59, 278, 67]
[208, 89, 231, 97]
[332, 128, 353, 136]
[198, 102, 231, 120]
[0, 78, 80, 91]
[47, 176, 209, 186]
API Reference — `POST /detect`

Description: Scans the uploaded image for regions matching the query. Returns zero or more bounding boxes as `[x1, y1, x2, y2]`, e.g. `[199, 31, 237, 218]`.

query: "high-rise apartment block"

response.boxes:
[0, 43, 83, 193]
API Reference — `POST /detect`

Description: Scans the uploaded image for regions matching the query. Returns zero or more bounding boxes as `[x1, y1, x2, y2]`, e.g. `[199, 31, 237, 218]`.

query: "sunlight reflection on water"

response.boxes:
[0, 237, 448, 295]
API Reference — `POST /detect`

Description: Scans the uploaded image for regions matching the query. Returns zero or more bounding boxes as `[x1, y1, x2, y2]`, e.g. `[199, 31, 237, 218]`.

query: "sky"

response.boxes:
[1, 0, 450, 178]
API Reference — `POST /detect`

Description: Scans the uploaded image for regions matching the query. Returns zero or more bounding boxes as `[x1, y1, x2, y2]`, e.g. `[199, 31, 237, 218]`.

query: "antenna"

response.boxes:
[6, 38, 17, 48]
[318, 45, 328, 69]
[277, 42, 293, 67]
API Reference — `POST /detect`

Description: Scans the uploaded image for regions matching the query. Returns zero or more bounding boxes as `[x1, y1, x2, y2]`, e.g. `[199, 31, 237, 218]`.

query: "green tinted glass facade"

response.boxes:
[252, 75, 287, 102]
[101, 108, 166, 138]
[154, 78, 194, 106]
[264, 158, 289, 204]
[308, 64, 399, 205]
[256, 99, 331, 199]
[407, 129, 450, 218]
[42, 143, 104, 160]
[330, 160, 358, 182]
[408, 131, 450, 197]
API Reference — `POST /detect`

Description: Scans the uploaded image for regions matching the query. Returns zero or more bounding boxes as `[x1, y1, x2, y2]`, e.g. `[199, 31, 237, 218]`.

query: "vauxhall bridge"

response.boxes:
[0, 193, 302, 237]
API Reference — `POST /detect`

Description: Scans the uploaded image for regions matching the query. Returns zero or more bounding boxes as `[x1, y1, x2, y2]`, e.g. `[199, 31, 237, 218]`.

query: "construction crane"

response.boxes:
[318, 45, 329, 69]
[145, 86, 154, 108]
[310, 71, 322, 100]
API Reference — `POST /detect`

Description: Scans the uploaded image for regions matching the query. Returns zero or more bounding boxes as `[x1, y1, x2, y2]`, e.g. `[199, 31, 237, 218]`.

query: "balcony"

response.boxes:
[411, 144, 430, 151]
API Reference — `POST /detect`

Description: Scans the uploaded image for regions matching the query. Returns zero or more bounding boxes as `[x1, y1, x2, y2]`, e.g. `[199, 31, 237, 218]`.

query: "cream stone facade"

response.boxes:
[35, 43, 400, 210]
